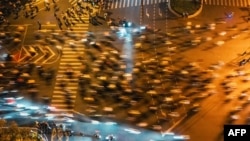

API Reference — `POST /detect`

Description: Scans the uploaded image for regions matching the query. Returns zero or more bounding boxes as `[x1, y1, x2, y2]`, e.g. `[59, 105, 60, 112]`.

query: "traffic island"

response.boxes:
[168, 0, 203, 18]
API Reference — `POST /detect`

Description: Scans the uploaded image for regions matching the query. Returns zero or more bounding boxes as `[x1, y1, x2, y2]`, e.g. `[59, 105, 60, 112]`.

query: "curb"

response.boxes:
[166, 115, 187, 132]
[168, 0, 203, 19]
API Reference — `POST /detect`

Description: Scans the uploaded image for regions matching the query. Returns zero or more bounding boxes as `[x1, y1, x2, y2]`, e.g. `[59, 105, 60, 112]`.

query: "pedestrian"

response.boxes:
[182, 12, 185, 18]
[5, 19, 10, 26]
[247, 17, 250, 22]
[35, 6, 39, 12]
[14, 11, 19, 19]
[58, 22, 63, 30]
[184, 12, 189, 18]
[24, 11, 29, 18]
[54, 11, 57, 17]
[45, 3, 50, 11]
[37, 21, 41, 30]
[104, 12, 108, 20]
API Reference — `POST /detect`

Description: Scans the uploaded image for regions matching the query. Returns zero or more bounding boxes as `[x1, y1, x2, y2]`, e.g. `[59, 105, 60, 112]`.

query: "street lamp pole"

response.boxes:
[140, 0, 144, 25]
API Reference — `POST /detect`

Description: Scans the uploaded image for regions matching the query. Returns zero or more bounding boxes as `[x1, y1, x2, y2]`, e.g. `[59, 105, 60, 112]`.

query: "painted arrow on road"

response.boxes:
[34, 45, 46, 63]
[17, 46, 31, 62]
[17, 44, 57, 64]
[26, 45, 39, 61]
[42, 46, 56, 64]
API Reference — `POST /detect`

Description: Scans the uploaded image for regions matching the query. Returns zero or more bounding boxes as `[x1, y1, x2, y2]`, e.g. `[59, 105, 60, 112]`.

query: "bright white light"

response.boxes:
[173, 135, 190, 140]
[215, 40, 225, 46]
[10, 90, 18, 93]
[20, 112, 30, 116]
[140, 26, 146, 30]
[162, 132, 175, 137]
[30, 117, 40, 119]
[15, 108, 24, 111]
[124, 128, 141, 134]
[105, 122, 117, 125]
[219, 31, 227, 36]
[45, 116, 53, 120]
[91, 120, 100, 124]
[28, 106, 39, 110]
[119, 28, 127, 35]
[132, 28, 139, 33]
[45, 114, 55, 118]
[47, 106, 56, 111]
[66, 119, 75, 123]
[128, 22, 132, 27]
[16, 104, 25, 108]
[16, 97, 24, 100]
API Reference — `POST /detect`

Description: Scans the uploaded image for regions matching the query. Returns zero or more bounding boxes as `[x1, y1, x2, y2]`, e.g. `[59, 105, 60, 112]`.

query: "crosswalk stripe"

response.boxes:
[127, 0, 130, 8]
[205, 0, 250, 7]
[59, 62, 82, 65]
[52, 99, 75, 103]
[216, 0, 219, 5]
[135, 0, 138, 6]
[114, 1, 119, 9]
[119, 0, 123, 8]
[243, 0, 246, 6]
[226, 0, 229, 5]
[236, 0, 239, 6]
[70, 0, 167, 10]
[220, 0, 224, 5]
[229, 0, 232, 5]
[51, 104, 73, 107]
[123, 0, 126, 8]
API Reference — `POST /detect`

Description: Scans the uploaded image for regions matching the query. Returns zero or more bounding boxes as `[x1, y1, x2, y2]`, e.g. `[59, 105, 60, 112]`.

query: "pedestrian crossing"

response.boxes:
[50, 42, 85, 113]
[70, 0, 168, 10]
[50, 14, 89, 113]
[204, 0, 250, 7]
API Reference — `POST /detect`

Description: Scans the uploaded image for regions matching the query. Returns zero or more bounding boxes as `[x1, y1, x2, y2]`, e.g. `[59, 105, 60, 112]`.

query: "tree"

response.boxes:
[9, 121, 20, 141]
[0, 119, 6, 139]
[19, 127, 30, 141]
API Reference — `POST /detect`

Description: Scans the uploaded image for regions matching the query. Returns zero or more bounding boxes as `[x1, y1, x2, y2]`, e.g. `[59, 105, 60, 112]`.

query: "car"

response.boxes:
[229, 106, 242, 114]
[245, 116, 250, 124]
[218, 31, 227, 36]
[204, 36, 212, 41]
[227, 114, 240, 123]
[168, 112, 180, 117]
[225, 95, 235, 102]
[238, 92, 247, 99]
[162, 131, 175, 137]
[187, 103, 200, 114]
[195, 93, 210, 100]
[45, 114, 75, 123]
[224, 82, 237, 89]
[242, 76, 250, 82]
[191, 38, 201, 46]
[165, 40, 173, 45]
[207, 23, 216, 30]
[173, 135, 190, 140]
[215, 40, 225, 46]
[241, 100, 250, 108]
[105, 134, 116, 141]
